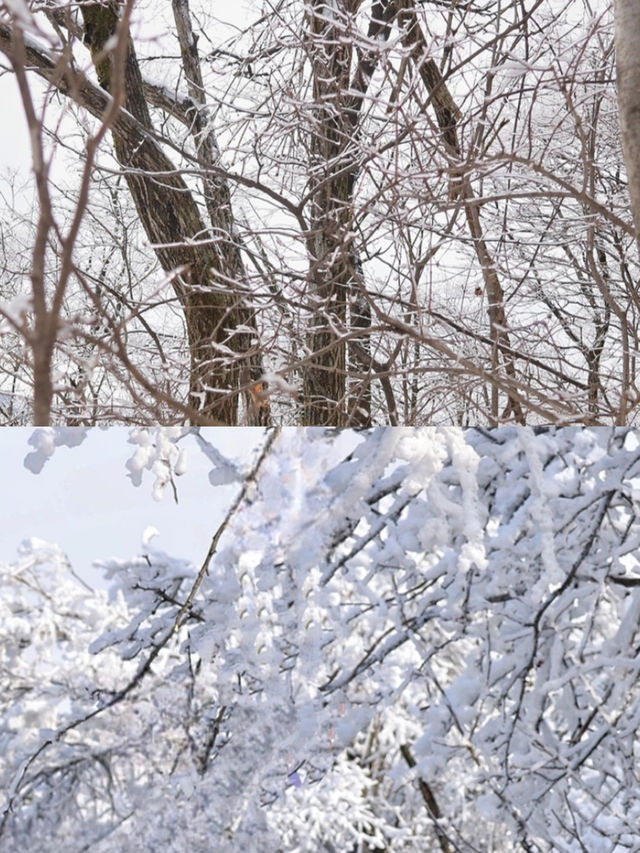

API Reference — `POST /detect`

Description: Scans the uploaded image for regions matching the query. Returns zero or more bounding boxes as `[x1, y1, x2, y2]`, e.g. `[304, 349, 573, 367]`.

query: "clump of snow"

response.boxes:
[24, 427, 90, 473]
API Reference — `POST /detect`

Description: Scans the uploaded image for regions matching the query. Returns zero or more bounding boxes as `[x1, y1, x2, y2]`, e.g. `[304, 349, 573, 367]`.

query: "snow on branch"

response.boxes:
[4, 427, 640, 851]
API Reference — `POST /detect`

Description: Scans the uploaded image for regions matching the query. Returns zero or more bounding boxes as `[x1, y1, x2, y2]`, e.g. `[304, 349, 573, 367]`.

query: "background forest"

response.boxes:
[1, 0, 637, 426]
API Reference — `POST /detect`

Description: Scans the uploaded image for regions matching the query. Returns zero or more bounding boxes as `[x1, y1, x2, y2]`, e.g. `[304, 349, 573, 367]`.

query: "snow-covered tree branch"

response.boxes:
[0, 0, 637, 424]
[3, 426, 640, 851]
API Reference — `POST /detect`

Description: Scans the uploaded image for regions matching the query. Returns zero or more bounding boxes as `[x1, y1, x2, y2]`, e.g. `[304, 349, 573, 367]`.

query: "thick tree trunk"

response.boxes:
[303, 0, 397, 426]
[343, 0, 398, 427]
[615, 0, 640, 255]
[32, 347, 54, 425]
[81, 2, 268, 424]
[302, 0, 355, 425]
[171, 0, 269, 425]
[347, 281, 372, 426]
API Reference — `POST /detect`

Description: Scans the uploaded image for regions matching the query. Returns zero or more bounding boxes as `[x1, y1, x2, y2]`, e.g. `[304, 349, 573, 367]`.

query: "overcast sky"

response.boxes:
[0, 428, 265, 588]
[0, 75, 29, 177]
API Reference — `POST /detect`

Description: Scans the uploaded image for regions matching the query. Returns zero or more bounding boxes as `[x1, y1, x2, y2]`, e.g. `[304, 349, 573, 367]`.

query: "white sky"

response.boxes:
[0, 74, 30, 177]
[0, 427, 265, 589]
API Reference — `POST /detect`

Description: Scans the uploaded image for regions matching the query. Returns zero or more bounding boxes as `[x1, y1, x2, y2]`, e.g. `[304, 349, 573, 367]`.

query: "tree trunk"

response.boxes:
[171, 0, 269, 425]
[343, 0, 399, 427]
[81, 2, 268, 424]
[615, 0, 640, 256]
[303, 0, 398, 426]
[302, 0, 356, 425]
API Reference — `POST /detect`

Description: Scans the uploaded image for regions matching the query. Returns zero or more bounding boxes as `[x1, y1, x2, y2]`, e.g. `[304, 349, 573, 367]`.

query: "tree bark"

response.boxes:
[344, 0, 399, 427]
[80, 2, 268, 424]
[170, 0, 270, 425]
[303, 0, 398, 426]
[615, 0, 640, 256]
[302, 0, 356, 425]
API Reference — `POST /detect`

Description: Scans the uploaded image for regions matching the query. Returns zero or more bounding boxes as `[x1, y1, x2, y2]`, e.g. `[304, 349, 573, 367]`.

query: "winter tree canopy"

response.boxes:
[0, 0, 638, 425]
[2, 425, 640, 851]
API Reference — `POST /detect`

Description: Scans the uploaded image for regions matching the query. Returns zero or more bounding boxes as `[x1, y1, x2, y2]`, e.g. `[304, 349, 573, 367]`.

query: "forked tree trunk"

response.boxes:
[303, 0, 398, 426]
[81, 2, 268, 425]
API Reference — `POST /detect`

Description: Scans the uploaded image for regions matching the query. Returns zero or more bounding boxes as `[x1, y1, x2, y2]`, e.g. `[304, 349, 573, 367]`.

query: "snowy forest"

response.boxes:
[2, 425, 640, 852]
[2, 0, 640, 425]
[5, 0, 640, 850]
